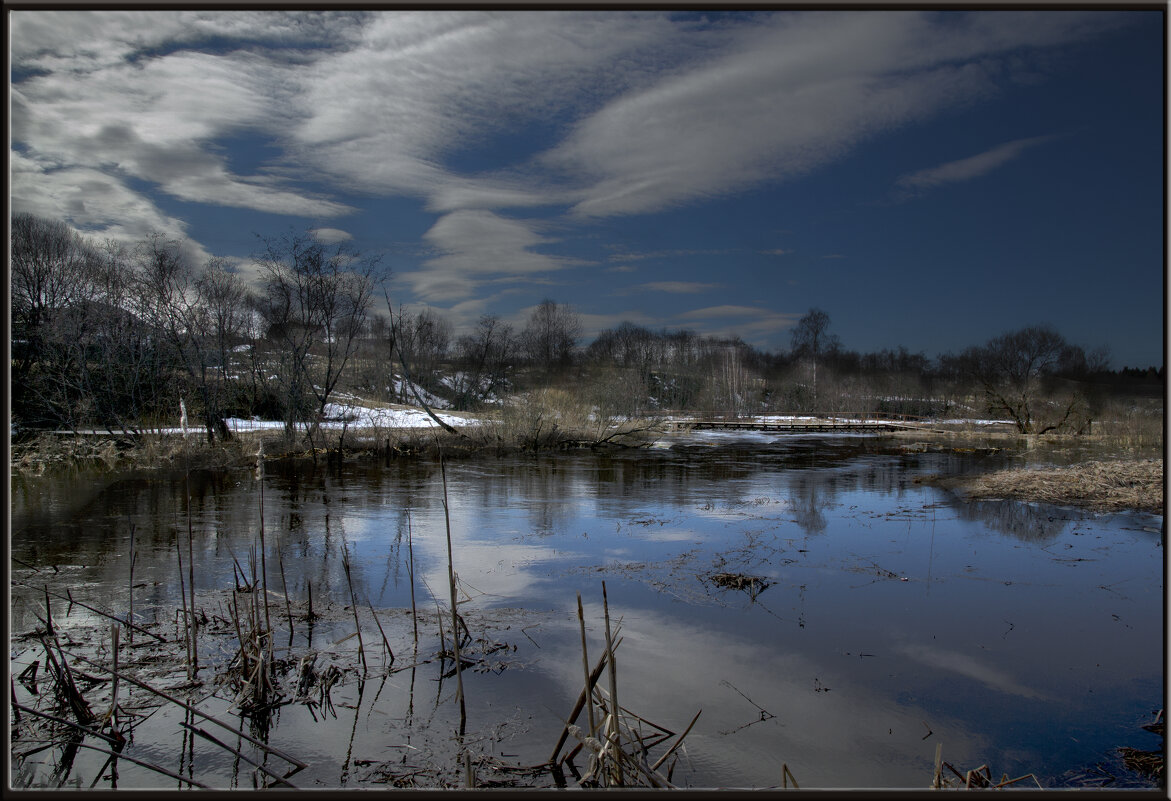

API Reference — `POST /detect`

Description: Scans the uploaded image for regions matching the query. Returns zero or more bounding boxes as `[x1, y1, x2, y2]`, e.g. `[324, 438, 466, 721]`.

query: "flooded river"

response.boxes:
[10, 433, 1164, 788]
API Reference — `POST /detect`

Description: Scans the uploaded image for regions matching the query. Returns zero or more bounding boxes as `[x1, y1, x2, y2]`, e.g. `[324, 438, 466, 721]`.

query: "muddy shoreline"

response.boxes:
[12, 425, 1163, 514]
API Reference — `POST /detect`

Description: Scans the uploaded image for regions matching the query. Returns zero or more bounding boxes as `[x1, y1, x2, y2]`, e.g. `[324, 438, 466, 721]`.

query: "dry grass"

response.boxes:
[945, 459, 1164, 514]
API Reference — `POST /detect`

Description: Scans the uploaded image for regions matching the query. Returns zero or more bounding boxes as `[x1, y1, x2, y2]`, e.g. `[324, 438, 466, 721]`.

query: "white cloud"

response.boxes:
[286, 11, 697, 200]
[894, 134, 1057, 196]
[10, 8, 1116, 299]
[401, 209, 582, 302]
[11, 156, 213, 264]
[12, 35, 355, 228]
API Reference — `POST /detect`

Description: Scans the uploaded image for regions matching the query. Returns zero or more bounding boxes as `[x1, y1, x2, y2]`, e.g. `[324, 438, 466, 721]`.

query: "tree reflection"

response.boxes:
[790, 477, 829, 535]
[949, 497, 1072, 543]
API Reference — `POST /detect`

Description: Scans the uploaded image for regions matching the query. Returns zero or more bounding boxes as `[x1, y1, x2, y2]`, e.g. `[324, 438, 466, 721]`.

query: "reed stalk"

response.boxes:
[175, 537, 192, 675]
[341, 548, 367, 674]
[407, 511, 418, 648]
[549, 644, 614, 765]
[108, 623, 120, 730]
[126, 522, 135, 646]
[438, 450, 467, 737]
[186, 477, 198, 676]
[576, 593, 597, 741]
[276, 546, 294, 640]
[601, 581, 622, 786]
[42, 585, 53, 636]
[258, 470, 272, 665]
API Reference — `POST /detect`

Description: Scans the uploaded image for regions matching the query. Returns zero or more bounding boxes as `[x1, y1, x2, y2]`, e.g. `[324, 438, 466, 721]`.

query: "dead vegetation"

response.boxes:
[546, 586, 702, 788]
[929, 458, 1163, 514]
[931, 743, 1043, 790]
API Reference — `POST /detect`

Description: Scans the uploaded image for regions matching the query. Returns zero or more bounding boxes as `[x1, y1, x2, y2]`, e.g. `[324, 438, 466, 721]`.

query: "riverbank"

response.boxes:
[925, 458, 1164, 515]
[10, 416, 1164, 516]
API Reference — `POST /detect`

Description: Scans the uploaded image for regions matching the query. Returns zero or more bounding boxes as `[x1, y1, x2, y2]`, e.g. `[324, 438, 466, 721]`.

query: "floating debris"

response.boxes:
[708, 572, 771, 599]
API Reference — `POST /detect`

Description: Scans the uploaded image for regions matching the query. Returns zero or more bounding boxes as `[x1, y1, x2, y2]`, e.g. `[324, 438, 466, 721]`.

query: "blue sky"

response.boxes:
[10, 9, 1165, 369]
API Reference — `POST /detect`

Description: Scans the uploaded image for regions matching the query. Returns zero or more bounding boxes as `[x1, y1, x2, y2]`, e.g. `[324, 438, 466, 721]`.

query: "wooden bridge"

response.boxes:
[662, 413, 935, 434]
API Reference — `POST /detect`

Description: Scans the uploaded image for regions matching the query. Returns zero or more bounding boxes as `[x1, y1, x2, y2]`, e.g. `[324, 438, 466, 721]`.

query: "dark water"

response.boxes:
[10, 433, 1165, 788]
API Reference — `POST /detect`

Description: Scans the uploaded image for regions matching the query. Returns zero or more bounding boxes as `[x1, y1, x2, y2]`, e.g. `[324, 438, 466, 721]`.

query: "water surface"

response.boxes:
[10, 435, 1164, 788]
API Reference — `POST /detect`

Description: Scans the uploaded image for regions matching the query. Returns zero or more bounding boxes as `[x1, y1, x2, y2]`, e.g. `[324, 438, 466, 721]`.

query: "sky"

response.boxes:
[9, 9, 1165, 369]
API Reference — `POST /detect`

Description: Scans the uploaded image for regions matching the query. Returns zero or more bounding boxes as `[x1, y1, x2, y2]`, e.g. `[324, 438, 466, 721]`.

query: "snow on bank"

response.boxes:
[137, 403, 477, 435]
[319, 403, 474, 430]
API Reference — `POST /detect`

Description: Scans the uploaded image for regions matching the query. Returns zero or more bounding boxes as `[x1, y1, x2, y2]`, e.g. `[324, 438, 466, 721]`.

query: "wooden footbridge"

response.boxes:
[663, 413, 936, 434]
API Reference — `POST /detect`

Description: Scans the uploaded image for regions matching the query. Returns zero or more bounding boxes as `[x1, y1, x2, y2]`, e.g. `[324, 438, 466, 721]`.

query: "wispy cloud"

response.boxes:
[678, 305, 774, 320]
[894, 134, 1057, 197]
[310, 227, 353, 244]
[617, 281, 723, 295]
[900, 644, 1047, 699]
[674, 305, 800, 345]
[548, 12, 1108, 218]
[605, 248, 736, 263]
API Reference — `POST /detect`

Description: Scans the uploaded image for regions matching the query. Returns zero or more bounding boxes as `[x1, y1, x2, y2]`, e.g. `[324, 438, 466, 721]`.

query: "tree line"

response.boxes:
[11, 213, 1157, 442]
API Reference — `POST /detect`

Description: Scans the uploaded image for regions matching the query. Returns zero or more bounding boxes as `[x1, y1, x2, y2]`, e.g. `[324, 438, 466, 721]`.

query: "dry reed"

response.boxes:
[947, 459, 1163, 513]
[551, 588, 698, 788]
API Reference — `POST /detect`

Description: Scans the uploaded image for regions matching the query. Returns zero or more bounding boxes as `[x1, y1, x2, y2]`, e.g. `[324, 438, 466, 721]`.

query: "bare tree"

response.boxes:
[958, 325, 1094, 434]
[253, 230, 382, 447]
[521, 299, 581, 371]
[790, 308, 841, 413]
[395, 307, 451, 399]
[451, 314, 515, 410]
[11, 214, 103, 428]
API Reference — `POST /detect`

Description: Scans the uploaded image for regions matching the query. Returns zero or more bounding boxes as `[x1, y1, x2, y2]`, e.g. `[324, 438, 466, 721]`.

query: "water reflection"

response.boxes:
[10, 439, 1164, 788]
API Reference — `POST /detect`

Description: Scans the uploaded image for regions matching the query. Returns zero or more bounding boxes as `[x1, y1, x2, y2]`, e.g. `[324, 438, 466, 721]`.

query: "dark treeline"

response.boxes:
[11, 213, 1162, 443]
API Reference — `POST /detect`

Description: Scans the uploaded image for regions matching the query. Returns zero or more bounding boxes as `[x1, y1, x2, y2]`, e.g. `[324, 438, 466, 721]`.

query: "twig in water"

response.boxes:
[13, 582, 166, 643]
[180, 722, 297, 788]
[651, 708, 702, 772]
[65, 650, 308, 774]
[366, 598, 395, 664]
